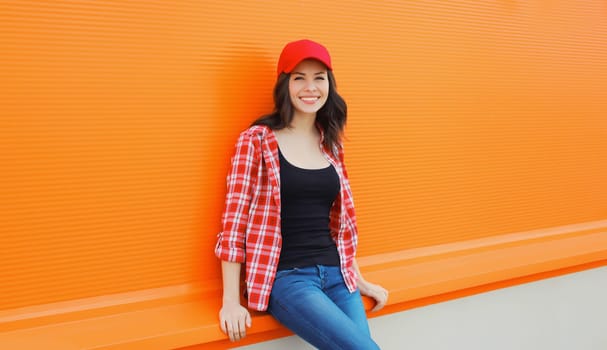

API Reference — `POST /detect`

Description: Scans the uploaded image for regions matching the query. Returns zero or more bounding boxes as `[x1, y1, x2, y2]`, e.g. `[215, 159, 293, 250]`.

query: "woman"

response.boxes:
[215, 39, 388, 349]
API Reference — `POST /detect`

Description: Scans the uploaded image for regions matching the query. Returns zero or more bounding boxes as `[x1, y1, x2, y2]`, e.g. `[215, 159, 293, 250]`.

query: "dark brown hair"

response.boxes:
[252, 70, 347, 151]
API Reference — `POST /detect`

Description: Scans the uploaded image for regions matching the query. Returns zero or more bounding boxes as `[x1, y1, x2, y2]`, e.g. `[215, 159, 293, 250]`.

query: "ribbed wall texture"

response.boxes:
[1, 0, 606, 310]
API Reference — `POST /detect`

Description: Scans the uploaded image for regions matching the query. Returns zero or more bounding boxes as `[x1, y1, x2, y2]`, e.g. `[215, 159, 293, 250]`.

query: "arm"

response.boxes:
[215, 131, 259, 341]
[352, 258, 389, 312]
[215, 131, 259, 263]
[219, 261, 251, 342]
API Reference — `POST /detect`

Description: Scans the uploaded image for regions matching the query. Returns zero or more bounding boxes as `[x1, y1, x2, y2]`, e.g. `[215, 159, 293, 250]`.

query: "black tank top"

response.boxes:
[277, 148, 341, 270]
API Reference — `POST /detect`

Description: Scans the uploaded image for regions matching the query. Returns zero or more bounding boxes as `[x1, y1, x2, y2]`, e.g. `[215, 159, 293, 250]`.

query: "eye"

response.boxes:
[315, 76, 326, 80]
[293, 76, 304, 80]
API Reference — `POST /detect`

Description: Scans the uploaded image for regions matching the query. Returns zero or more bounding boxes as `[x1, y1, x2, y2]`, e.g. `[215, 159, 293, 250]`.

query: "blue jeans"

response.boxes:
[267, 265, 380, 350]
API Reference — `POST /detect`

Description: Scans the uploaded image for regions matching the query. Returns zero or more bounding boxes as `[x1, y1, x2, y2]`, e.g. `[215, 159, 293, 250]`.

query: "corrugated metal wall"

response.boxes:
[2, 0, 606, 310]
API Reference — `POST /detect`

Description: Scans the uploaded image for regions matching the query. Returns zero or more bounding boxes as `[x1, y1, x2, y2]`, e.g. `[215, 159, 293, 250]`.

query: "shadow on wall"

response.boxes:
[195, 44, 275, 277]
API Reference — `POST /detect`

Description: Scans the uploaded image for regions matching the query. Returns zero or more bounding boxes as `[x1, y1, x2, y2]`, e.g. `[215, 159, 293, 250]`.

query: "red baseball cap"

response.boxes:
[276, 39, 333, 77]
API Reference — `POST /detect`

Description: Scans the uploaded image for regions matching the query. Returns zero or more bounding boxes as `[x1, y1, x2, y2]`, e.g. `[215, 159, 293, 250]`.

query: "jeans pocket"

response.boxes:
[274, 267, 300, 280]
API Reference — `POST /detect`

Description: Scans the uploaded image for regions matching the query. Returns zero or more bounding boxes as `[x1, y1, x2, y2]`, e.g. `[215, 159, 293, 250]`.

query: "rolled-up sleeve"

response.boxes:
[215, 131, 259, 263]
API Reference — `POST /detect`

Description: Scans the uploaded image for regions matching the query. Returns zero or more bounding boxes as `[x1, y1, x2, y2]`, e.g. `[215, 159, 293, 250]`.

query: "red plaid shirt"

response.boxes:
[215, 125, 359, 311]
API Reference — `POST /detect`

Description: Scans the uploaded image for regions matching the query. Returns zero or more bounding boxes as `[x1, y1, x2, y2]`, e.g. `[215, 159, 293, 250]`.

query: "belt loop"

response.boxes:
[317, 265, 325, 289]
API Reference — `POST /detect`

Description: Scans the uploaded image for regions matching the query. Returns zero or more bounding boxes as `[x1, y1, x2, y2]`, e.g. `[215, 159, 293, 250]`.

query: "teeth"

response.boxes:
[301, 97, 318, 101]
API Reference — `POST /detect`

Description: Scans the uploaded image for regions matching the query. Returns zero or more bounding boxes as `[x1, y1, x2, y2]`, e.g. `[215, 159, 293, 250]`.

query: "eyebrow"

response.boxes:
[292, 71, 326, 75]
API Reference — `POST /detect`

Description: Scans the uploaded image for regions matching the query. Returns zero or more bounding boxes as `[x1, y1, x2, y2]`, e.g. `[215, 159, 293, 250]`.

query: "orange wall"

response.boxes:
[2, 0, 606, 311]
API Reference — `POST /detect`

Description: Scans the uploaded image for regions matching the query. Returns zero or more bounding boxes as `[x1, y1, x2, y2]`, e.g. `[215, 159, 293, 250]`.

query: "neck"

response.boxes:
[289, 112, 317, 134]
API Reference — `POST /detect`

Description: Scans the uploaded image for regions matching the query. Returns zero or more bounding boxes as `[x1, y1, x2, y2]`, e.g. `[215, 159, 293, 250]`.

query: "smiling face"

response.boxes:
[288, 59, 329, 119]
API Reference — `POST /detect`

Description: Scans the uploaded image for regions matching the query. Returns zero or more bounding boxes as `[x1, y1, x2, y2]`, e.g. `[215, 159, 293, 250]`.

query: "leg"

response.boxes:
[322, 266, 372, 337]
[268, 266, 380, 350]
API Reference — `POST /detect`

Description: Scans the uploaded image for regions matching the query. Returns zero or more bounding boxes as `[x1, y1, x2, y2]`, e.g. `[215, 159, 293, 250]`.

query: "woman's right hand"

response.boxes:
[219, 300, 252, 342]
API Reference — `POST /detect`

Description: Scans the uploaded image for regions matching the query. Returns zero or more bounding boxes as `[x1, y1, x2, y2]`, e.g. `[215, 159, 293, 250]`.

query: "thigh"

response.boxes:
[268, 267, 379, 350]
[323, 266, 372, 336]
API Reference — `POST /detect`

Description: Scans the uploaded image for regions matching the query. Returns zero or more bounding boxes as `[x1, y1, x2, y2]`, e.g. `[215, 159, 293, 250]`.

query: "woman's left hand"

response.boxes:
[358, 279, 389, 312]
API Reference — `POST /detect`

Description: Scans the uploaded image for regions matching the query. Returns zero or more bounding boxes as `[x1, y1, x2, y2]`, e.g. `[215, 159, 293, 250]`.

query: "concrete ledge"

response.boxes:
[1, 221, 606, 349]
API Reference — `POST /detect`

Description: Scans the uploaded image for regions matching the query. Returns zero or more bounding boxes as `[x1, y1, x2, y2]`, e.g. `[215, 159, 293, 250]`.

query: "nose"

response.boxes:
[304, 79, 318, 91]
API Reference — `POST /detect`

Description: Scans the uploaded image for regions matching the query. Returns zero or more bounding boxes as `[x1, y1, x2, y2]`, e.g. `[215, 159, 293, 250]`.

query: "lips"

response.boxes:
[299, 96, 320, 104]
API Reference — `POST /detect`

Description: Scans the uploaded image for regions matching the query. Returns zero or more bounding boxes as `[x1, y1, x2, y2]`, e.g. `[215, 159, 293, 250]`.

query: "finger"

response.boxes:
[371, 293, 387, 312]
[371, 302, 380, 312]
[378, 288, 389, 300]
[238, 316, 247, 339]
[234, 320, 244, 341]
[371, 300, 385, 312]
[226, 322, 235, 342]
[246, 311, 252, 328]
[371, 298, 383, 312]
[220, 317, 227, 334]
[234, 322, 243, 341]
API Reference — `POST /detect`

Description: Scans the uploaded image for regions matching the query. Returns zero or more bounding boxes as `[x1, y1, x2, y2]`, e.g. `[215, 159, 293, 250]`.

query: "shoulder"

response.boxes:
[240, 125, 271, 139]
[233, 125, 270, 146]
[231, 125, 274, 157]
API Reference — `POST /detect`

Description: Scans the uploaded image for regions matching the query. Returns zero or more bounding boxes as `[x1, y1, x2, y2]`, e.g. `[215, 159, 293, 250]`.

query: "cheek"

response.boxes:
[288, 87, 300, 106]
[289, 79, 304, 89]
[321, 81, 330, 94]
[288, 83, 299, 96]
[288, 82, 296, 96]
